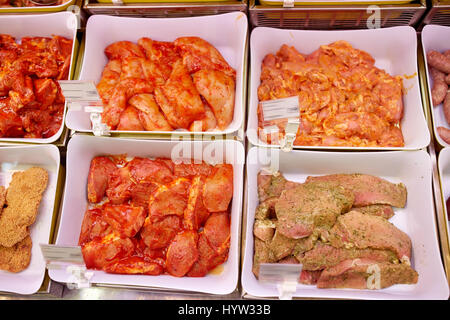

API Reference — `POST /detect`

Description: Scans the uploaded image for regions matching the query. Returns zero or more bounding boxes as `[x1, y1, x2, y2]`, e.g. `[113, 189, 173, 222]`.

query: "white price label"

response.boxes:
[39, 244, 84, 264]
[259, 263, 303, 300]
[58, 80, 101, 102]
[260, 96, 300, 122]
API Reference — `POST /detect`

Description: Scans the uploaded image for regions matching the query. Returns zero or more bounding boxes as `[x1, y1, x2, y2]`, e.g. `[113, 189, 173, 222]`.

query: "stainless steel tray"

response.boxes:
[248, 0, 426, 29]
[421, 0, 450, 27]
[83, 0, 247, 17]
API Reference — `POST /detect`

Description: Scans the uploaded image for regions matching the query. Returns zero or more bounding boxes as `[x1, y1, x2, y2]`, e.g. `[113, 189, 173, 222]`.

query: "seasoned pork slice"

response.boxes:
[268, 230, 298, 261]
[252, 238, 276, 278]
[253, 219, 276, 242]
[352, 204, 395, 219]
[275, 182, 354, 239]
[254, 198, 278, 220]
[316, 258, 418, 289]
[257, 172, 298, 202]
[299, 242, 397, 271]
[305, 174, 407, 208]
[328, 210, 412, 263]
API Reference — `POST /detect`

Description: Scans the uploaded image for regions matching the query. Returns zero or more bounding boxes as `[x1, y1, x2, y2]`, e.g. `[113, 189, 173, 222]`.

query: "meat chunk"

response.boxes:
[117, 106, 145, 131]
[275, 182, 354, 239]
[137, 38, 180, 80]
[140, 215, 181, 250]
[306, 173, 407, 208]
[257, 172, 298, 202]
[165, 230, 199, 277]
[148, 178, 191, 223]
[174, 37, 236, 78]
[328, 210, 412, 262]
[78, 208, 113, 246]
[316, 259, 418, 289]
[127, 157, 174, 185]
[154, 59, 205, 129]
[187, 232, 228, 277]
[96, 59, 122, 104]
[104, 256, 164, 275]
[128, 94, 172, 131]
[299, 242, 397, 271]
[192, 69, 235, 130]
[87, 156, 119, 204]
[81, 233, 135, 270]
[202, 164, 233, 212]
[104, 41, 145, 60]
[203, 212, 231, 256]
[102, 204, 146, 238]
[352, 204, 395, 219]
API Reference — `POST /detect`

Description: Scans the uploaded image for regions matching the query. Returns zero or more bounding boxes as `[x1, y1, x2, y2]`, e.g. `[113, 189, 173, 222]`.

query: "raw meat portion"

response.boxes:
[104, 41, 145, 60]
[105, 166, 134, 205]
[87, 156, 119, 203]
[299, 242, 397, 271]
[352, 204, 395, 219]
[306, 173, 407, 208]
[252, 238, 276, 278]
[192, 69, 235, 130]
[128, 94, 172, 131]
[0, 34, 72, 138]
[140, 215, 181, 250]
[316, 258, 418, 289]
[268, 230, 298, 261]
[154, 60, 205, 129]
[102, 204, 146, 238]
[203, 211, 231, 256]
[98, 37, 236, 132]
[104, 256, 164, 275]
[252, 171, 418, 290]
[165, 230, 199, 277]
[257, 41, 405, 147]
[127, 157, 174, 185]
[81, 233, 135, 270]
[138, 38, 179, 80]
[253, 219, 276, 242]
[80, 155, 233, 278]
[174, 36, 236, 78]
[257, 172, 298, 202]
[148, 178, 191, 223]
[97, 59, 122, 104]
[78, 208, 113, 246]
[202, 164, 233, 212]
[117, 106, 145, 131]
[328, 210, 412, 262]
[187, 232, 228, 277]
[275, 182, 354, 239]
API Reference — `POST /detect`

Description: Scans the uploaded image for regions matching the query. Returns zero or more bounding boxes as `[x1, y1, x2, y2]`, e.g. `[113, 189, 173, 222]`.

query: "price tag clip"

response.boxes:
[258, 263, 303, 300]
[40, 244, 93, 290]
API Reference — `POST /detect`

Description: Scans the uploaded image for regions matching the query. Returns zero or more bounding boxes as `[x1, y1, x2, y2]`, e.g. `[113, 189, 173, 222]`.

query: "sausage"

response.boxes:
[427, 50, 450, 74]
[430, 67, 448, 106]
[437, 126, 450, 144]
[444, 92, 450, 125]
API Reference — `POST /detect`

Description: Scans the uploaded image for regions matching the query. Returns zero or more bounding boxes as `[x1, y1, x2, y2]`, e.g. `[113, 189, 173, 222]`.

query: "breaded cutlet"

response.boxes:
[0, 235, 32, 273]
[0, 167, 48, 247]
[0, 186, 5, 209]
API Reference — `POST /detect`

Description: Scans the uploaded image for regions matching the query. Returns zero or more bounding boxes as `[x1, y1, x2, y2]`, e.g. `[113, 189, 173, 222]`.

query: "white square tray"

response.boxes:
[66, 12, 248, 137]
[247, 26, 430, 151]
[0, 12, 78, 144]
[49, 135, 245, 295]
[421, 24, 450, 148]
[0, 145, 61, 295]
[242, 148, 449, 300]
